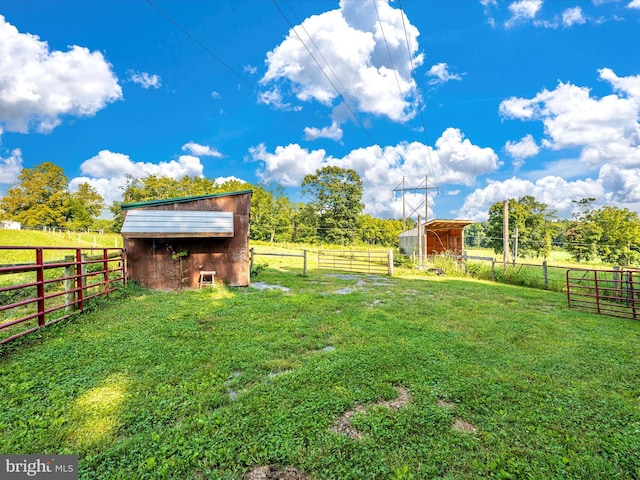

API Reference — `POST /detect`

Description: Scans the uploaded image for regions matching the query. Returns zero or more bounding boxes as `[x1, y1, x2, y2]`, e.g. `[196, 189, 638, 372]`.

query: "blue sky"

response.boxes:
[0, 0, 639, 222]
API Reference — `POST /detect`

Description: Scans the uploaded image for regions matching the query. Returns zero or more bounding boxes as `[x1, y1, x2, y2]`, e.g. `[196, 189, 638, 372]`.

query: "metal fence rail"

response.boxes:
[318, 249, 393, 275]
[249, 248, 308, 275]
[566, 268, 639, 320]
[0, 246, 126, 344]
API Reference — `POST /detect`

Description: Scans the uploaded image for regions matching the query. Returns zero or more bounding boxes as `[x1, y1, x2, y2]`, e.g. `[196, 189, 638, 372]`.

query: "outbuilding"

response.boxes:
[120, 191, 252, 289]
[399, 219, 474, 257]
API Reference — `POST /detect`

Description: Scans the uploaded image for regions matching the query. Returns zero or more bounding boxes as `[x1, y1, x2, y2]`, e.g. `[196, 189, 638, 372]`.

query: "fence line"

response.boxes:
[317, 249, 393, 275]
[0, 246, 126, 345]
[459, 253, 636, 292]
[567, 268, 639, 320]
[250, 248, 308, 275]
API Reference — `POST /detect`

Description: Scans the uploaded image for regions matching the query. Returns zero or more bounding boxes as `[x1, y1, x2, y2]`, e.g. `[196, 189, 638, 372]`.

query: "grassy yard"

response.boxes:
[1, 265, 639, 479]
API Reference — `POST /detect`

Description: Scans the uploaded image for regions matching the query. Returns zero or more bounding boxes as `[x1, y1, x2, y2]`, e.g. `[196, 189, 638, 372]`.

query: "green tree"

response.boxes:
[65, 182, 105, 230]
[564, 198, 601, 262]
[464, 222, 489, 248]
[0, 162, 69, 227]
[250, 184, 292, 243]
[485, 196, 556, 258]
[301, 166, 363, 245]
[592, 206, 640, 266]
[358, 215, 403, 247]
[291, 202, 319, 244]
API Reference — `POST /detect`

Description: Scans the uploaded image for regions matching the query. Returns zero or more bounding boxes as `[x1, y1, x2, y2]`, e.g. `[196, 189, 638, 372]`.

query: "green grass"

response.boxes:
[1, 267, 639, 479]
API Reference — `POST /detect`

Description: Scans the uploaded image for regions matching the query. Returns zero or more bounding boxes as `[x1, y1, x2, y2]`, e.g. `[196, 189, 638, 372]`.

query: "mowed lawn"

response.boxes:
[1, 267, 639, 479]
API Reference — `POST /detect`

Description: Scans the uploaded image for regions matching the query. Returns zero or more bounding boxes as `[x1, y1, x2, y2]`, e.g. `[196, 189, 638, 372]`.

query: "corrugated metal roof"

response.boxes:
[425, 219, 475, 230]
[121, 210, 234, 238]
[120, 190, 252, 210]
[398, 220, 475, 237]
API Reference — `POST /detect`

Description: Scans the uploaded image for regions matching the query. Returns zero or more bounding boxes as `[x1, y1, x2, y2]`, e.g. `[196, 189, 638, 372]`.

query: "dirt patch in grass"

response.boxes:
[331, 386, 411, 439]
[437, 398, 455, 408]
[453, 418, 477, 433]
[247, 465, 311, 480]
[435, 398, 477, 432]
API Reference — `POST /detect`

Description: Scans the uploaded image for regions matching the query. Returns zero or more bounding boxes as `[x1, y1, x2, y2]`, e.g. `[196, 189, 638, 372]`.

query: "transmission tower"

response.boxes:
[392, 176, 440, 231]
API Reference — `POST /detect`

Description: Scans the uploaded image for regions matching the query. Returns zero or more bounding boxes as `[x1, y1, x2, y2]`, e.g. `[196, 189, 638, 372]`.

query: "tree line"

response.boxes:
[466, 196, 640, 266]
[0, 162, 405, 247]
[2, 163, 639, 264]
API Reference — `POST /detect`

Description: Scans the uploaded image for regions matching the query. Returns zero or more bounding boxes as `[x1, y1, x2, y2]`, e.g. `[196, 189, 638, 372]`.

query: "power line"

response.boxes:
[397, 0, 436, 180]
[280, 0, 357, 120]
[144, 0, 306, 132]
[272, 0, 380, 148]
[371, 0, 405, 106]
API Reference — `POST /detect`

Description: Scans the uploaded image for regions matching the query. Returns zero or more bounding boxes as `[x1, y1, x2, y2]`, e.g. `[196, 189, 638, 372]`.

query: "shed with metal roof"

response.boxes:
[399, 219, 474, 257]
[121, 190, 252, 289]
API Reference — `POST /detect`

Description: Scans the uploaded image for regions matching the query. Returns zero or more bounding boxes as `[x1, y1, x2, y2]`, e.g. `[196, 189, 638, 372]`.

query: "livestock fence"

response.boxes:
[249, 248, 308, 275]
[317, 249, 394, 275]
[566, 268, 639, 320]
[0, 246, 125, 345]
[463, 254, 589, 292]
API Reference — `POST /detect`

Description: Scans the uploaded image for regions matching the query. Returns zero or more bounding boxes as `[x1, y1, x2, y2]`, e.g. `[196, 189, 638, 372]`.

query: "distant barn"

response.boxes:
[399, 219, 474, 257]
[120, 191, 252, 289]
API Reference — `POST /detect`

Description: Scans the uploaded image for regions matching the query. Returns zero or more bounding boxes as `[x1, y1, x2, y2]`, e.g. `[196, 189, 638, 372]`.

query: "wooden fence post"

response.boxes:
[388, 249, 394, 276]
[630, 271, 637, 320]
[303, 250, 307, 276]
[613, 266, 620, 300]
[542, 260, 548, 289]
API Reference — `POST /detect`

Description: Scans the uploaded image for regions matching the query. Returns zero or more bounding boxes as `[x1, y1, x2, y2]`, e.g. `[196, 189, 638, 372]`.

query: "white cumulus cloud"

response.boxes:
[505, 134, 540, 168]
[562, 7, 586, 27]
[129, 71, 162, 89]
[261, 0, 423, 124]
[499, 69, 640, 169]
[181, 141, 223, 158]
[304, 122, 344, 141]
[505, 0, 543, 28]
[249, 143, 327, 187]
[628, 0, 640, 9]
[0, 15, 122, 134]
[427, 63, 463, 85]
[251, 128, 499, 218]
[73, 150, 205, 206]
[458, 175, 605, 221]
[0, 148, 23, 185]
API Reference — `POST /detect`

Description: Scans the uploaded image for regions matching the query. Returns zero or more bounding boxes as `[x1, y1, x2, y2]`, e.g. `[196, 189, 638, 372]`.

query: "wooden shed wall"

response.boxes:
[426, 228, 464, 255]
[123, 193, 251, 289]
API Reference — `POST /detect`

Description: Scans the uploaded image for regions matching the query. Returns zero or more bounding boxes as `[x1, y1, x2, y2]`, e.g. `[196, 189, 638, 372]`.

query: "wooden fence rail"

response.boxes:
[0, 246, 126, 345]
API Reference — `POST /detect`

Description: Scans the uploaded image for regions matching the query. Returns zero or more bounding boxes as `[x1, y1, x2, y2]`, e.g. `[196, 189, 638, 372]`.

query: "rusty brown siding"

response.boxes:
[426, 228, 464, 255]
[123, 192, 251, 289]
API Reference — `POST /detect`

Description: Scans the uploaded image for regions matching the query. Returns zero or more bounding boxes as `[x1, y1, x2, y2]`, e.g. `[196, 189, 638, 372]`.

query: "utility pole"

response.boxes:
[503, 200, 509, 268]
[402, 177, 406, 231]
[392, 176, 439, 231]
[417, 214, 422, 264]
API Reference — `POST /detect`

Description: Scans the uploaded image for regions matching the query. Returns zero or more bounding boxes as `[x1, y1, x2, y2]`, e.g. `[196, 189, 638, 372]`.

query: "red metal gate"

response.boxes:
[566, 268, 639, 320]
[0, 246, 126, 344]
